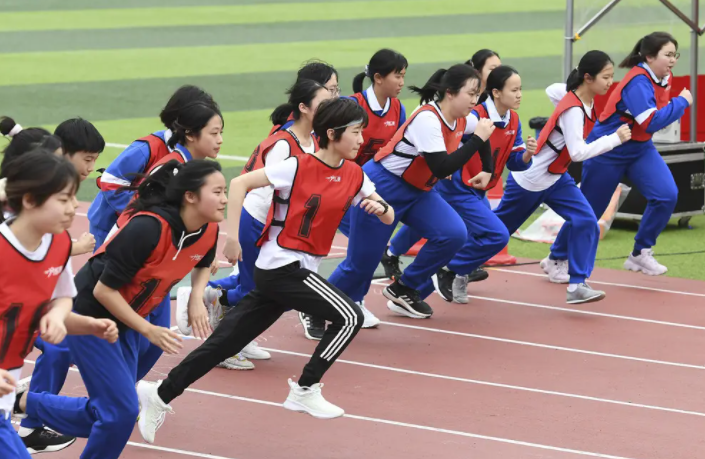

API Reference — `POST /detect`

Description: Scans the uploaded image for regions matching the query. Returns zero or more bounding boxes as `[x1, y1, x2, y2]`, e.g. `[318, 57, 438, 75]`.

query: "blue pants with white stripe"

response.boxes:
[495, 173, 599, 284]
[0, 415, 31, 459]
[25, 331, 142, 459]
[551, 144, 677, 259]
[208, 207, 264, 306]
[328, 160, 467, 302]
[389, 189, 509, 274]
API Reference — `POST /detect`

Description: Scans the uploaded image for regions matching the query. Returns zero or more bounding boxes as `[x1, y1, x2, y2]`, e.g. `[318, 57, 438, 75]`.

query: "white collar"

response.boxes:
[365, 85, 390, 115]
[430, 101, 456, 130]
[485, 97, 511, 127]
[640, 62, 670, 86]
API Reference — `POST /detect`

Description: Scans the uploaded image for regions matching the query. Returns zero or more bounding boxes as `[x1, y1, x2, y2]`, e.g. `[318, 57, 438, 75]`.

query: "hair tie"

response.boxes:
[0, 178, 7, 202]
[173, 168, 179, 176]
[364, 64, 370, 77]
[332, 118, 364, 130]
[6, 124, 22, 138]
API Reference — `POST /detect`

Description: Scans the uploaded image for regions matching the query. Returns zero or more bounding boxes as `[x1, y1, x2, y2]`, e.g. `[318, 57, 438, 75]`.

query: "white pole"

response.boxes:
[564, 0, 574, 81]
[689, 0, 699, 142]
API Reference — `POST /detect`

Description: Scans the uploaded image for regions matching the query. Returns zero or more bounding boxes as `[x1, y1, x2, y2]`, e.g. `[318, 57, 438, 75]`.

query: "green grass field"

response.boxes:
[1, 0, 703, 280]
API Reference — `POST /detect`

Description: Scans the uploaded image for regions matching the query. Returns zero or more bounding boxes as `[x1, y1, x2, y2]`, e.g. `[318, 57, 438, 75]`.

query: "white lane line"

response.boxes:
[370, 278, 705, 331]
[261, 348, 705, 418]
[105, 142, 248, 162]
[489, 267, 705, 298]
[375, 320, 705, 371]
[125, 442, 242, 459]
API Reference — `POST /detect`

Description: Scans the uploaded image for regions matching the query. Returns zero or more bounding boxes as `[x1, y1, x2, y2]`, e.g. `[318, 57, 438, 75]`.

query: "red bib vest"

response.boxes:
[96, 134, 170, 190]
[94, 212, 218, 318]
[0, 231, 71, 370]
[257, 154, 364, 256]
[599, 66, 672, 142]
[351, 92, 402, 166]
[115, 150, 189, 229]
[461, 104, 520, 190]
[242, 130, 318, 175]
[536, 91, 595, 175]
[375, 104, 466, 192]
[269, 113, 296, 136]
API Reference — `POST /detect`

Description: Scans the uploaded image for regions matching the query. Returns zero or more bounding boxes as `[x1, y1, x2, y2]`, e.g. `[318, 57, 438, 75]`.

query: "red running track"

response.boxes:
[18, 203, 705, 459]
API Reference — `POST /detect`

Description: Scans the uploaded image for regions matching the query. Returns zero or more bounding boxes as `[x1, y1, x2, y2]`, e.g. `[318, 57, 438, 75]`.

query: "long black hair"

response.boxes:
[270, 79, 327, 126]
[168, 103, 223, 150]
[410, 64, 481, 105]
[566, 51, 614, 91]
[297, 60, 338, 86]
[620, 32, 678, 68]
[313, 98, 369, 149]
[478, 65, 519, 105]
[0, 149, 80, 223]
[352, 49, 408, 93]
[160, 85, 219, 130]
[122, 159, 223, 216]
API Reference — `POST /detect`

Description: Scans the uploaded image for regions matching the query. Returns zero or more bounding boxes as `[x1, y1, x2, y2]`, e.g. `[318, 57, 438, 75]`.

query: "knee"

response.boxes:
[436, 223, 467, 250]
[490, 225, 510, 249]
[571, 212, 600, 236]
[98, 397, 140, 431]
[653, 185, 678, 209]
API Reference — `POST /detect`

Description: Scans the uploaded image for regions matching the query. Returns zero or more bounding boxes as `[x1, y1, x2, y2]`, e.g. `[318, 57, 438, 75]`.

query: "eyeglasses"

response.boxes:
[664, 52, 681, 60]
[327, 85, 341, 96]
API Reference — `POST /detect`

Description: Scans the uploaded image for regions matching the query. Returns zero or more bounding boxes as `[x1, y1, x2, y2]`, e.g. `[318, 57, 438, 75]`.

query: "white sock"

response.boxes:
[567, 283, 579, 293]
[386, 248, 395, 257]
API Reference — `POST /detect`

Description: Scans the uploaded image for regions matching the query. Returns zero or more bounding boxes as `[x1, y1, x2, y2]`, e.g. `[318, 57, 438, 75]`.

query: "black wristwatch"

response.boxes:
[376, 200, 389, 215]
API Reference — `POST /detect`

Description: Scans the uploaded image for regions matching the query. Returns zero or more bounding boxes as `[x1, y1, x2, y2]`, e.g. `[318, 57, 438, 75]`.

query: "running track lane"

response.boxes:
[17, 202, 705, 459]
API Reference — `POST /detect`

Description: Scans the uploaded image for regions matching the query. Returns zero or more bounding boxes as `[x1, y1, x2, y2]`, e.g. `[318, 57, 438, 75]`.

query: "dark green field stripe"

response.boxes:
[1, 0, 354, 12]
[0, 56, 567, 126]
[2, 12, 563, 53]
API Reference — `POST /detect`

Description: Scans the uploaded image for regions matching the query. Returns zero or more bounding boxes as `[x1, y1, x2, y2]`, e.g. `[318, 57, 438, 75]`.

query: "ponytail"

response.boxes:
[352, 49, 408, 94]
[352, 72, 367, 94]
[123, 159, 223, 216]
[619, 32, 678, 69]
[270, 78, 327, 126]
[567, 50, 614, 91]
[410, 64, 479, 105]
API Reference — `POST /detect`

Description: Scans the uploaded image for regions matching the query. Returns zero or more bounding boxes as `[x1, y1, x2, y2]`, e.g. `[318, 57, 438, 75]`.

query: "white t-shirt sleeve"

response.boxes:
[51, 261, 77, 299]
[464, 113, 479, 135]
[559, 107, 622, 162]
[264, 140, 292, 167]
[406, 111, 447, 154]
[264, 156, 298, 192]
[546, 83, 568, 107]
[352, 172, 376, 206]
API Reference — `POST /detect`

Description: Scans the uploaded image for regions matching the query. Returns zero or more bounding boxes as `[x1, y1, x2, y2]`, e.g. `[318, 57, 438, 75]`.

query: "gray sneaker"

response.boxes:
[566, 283, 605, 304]
[452, 275, 469, 304]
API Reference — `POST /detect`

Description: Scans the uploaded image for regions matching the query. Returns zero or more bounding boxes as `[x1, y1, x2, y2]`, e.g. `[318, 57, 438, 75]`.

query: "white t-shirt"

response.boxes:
[512, 83, 622, 192]
[0, 221, 76, 415]
[380, 101, 473, 177]
[256, 157, 375, 272]
[243, 131, 316, 224]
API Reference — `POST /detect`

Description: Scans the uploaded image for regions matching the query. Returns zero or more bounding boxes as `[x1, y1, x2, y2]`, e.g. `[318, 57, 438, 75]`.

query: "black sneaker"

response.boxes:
[431, 268, 454, 302]
[383, 280, 433, 318]
[380, 251, 403, 280]
[299, 312, 325, 341]
[21, 427, 76, 454]
[468, 267, 489, 283]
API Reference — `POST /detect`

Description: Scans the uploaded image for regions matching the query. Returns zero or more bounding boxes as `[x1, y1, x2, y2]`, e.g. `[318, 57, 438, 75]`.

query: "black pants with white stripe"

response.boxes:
[159, 261, 364, 403]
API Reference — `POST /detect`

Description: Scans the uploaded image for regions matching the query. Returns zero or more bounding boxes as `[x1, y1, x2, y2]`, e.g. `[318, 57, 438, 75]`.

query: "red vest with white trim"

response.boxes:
[257, 154, 364, 256]
[599, 66, 672, 142]
[460, 104, 520, 190]
[0, 231, 71, 370]
[351, 92, 402, 166]
[536, 91, 595, 175]
[96, 134, 170, 190]
[374, 104, 466, 192]
[94, 212, 218, 318]
[242, 130, 318, 175]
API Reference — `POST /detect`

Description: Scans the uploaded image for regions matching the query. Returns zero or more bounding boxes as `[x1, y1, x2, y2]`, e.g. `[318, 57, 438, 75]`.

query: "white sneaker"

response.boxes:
[282, 378, 344, 419]
[175, 287, 192, 335]
[452, 274, 469, 304]
[203, 286, 223, 330]
[540, 256, 569, 284]
[357, 301, 380, 329]
[624, 248, 668, 275]
[240, 341, 271, 360]
[136, 380, 173, 444]
[217, 354, 255, 370]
